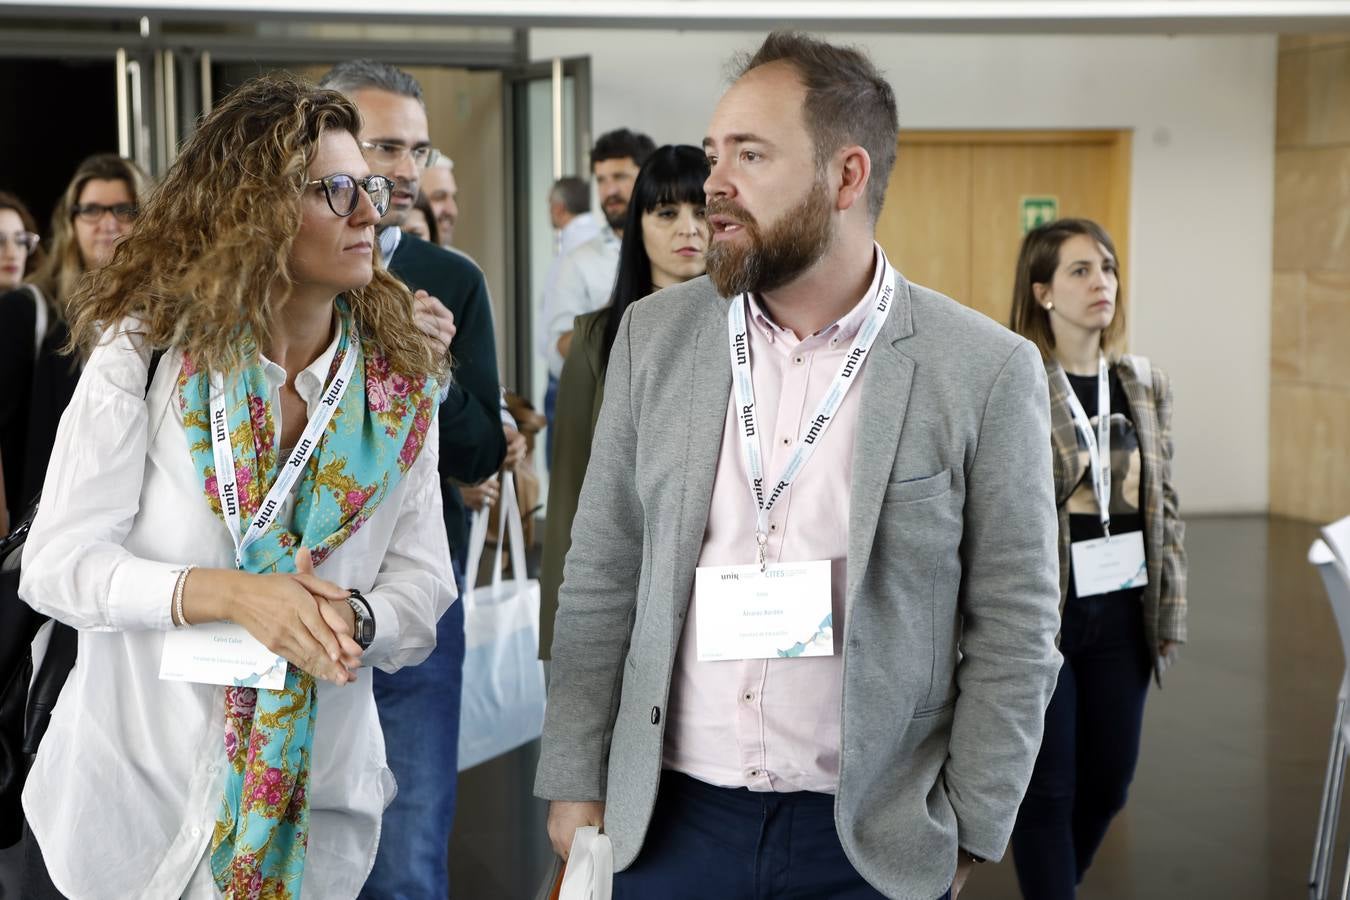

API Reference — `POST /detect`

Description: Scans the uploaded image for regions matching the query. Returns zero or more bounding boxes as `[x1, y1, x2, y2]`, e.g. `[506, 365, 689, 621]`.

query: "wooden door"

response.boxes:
[876, 130, 1132, 329]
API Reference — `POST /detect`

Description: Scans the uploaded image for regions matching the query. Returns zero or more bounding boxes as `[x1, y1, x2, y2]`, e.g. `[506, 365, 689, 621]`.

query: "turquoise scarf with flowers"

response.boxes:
[177, 300, 438, 900]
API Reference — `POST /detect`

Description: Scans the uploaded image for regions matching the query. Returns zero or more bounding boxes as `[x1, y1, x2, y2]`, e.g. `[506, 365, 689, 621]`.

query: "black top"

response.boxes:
[386, 235, 507, 561]
[0, 288, 80, 520]
[1065, 368, 1145, 604]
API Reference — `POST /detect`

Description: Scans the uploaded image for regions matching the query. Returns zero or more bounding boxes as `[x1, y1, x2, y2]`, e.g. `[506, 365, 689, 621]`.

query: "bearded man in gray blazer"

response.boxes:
[536, 31, 1063, 900]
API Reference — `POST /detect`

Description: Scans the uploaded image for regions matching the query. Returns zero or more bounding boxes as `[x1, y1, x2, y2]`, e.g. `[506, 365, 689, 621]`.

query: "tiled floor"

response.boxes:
[3, 515, 1342, 899]
[452, 514, 1350, 899]
[967, 514, 1335, 900]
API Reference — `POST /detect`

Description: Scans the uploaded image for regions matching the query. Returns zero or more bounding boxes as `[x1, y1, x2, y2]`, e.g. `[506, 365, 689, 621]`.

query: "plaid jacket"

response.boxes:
[1045, 355, 1188, 668]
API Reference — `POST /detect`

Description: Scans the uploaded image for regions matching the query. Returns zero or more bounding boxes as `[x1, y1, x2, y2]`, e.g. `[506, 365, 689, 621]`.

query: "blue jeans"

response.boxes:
[613, 771, 950, 900]
[360, 561, 466, 900]
[544, 373, 559, 470]
[1009, 590, 1152, 899]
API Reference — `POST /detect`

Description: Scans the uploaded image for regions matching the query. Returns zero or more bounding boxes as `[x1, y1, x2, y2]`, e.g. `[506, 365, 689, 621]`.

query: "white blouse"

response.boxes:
[19, 322, 456, 900]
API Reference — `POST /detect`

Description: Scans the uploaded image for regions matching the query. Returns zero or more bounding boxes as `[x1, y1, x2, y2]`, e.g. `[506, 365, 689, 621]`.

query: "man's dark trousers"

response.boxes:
[613, 771, 952, 900]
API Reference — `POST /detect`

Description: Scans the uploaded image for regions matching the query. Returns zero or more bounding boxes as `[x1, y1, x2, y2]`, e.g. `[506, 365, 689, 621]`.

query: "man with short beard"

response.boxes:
[536, 31, 1062, 900]
[538, 128, 654, 462]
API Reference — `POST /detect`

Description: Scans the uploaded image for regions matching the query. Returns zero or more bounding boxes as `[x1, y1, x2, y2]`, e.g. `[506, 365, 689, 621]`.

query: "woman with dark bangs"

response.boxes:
[539, 144, 710, 658]
[18, 72, 455, 899]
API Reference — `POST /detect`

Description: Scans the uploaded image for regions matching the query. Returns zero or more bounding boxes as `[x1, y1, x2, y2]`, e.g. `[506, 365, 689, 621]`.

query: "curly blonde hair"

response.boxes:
[67, 71, 441, 379]
[30, 154, 148, 323]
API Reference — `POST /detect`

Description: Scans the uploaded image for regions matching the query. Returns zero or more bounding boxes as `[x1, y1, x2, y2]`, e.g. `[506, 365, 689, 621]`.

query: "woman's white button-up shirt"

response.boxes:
[18, 323, 455, 900]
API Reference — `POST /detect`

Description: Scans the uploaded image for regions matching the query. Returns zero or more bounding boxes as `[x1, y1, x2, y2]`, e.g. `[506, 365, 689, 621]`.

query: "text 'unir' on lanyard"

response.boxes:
[209, 325, 359, 568]
[726, 254, 897, 571]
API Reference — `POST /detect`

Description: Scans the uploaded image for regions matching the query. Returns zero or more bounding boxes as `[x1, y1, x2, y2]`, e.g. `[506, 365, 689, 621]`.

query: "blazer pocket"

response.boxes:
[884, 468, 952, 504]
[912, 696, 957, 719]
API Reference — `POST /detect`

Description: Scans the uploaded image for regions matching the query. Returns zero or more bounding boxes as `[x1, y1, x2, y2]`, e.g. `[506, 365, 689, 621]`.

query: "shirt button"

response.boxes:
[780, 437, 792, 447]
[650, 706, 661, 725]
[769, 522, 779, 533]
[748, 769, 761, 778]
[743, 691, 755, 702]
[190, 826, 202, 837]
[793, 355, 805, 366]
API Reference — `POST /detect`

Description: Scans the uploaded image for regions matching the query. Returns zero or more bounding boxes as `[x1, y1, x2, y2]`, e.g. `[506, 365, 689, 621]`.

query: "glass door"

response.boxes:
[0, 17, 159, 235]
[503, 57, 591, 461]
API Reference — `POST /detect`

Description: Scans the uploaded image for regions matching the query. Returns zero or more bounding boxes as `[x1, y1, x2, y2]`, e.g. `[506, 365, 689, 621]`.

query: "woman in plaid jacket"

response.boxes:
[1005, 218, 1188, 900]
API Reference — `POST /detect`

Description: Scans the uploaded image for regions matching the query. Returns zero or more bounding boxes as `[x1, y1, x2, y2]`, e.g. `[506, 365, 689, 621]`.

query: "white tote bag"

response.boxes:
[558, 827, 614, 900]
[458, 471, 548, 771]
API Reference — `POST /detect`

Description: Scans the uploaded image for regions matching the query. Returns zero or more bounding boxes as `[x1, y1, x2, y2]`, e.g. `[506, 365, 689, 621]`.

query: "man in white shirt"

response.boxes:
[549, 176, 600, 256]
[538, 129, 654, 463]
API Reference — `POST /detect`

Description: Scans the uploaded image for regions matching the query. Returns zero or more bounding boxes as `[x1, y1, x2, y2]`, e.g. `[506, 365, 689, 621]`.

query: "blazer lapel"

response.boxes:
[846, 278, 915, 601]
[671, 300, 734, 617]
[1044, 359, 1086, 505]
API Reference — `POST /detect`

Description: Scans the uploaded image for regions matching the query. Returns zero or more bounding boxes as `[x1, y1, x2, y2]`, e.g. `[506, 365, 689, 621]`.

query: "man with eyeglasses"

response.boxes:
[319, 59, 507, 900]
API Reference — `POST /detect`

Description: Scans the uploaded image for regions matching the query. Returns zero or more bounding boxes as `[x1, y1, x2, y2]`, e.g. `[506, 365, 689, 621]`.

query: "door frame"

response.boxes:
[502, 56, 592, 396]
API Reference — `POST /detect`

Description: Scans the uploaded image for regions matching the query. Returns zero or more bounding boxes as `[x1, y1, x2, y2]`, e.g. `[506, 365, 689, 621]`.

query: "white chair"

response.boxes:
[1310, 538, 1350, 900]
[1325, 515, 1350, 574]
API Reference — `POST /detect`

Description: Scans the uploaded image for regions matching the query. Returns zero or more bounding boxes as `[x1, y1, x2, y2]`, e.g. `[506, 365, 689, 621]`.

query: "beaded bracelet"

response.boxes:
[172, 565, 197, 628]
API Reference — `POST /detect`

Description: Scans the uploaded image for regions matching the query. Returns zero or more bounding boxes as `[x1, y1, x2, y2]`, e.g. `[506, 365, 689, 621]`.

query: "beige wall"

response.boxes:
[408, 65, 508, 373]
[533, 29, 1278, 514]
[1271, 35, 1350, 522]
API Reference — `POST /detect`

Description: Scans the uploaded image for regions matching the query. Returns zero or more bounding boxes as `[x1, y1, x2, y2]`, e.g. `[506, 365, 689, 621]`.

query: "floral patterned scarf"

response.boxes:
[177, 302, 438, 899]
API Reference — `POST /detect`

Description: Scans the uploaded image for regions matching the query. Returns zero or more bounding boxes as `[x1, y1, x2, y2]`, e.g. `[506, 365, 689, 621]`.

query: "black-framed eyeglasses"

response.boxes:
[72, 202, 138, 223]
[0, 231, 39, 253]
[307, 173, 394, 218]
[358, 140, 441, 169]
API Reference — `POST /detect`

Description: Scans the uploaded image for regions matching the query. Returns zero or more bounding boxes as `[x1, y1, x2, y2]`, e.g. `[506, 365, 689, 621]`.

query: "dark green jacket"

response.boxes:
[387, 234, 505, 561]
[539, 308, 609, 658]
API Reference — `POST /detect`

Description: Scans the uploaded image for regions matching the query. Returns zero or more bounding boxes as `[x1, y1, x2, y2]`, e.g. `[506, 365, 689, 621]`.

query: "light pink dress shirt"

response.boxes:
[662, 248, 886, 794]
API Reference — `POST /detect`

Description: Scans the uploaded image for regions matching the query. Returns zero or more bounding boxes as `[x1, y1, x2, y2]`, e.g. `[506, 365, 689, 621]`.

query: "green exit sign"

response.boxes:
[1021, 196, 1059, 233]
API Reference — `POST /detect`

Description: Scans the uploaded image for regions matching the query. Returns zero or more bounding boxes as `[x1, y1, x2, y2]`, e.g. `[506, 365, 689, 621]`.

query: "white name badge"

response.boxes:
[695, 560, 833, 662]
[1071, 531, 1149, 598]
[160, 623, 288, 690]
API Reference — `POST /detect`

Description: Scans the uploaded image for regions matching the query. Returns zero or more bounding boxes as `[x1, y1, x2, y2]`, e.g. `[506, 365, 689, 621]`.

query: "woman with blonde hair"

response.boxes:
[18, 71, 454, 899]
[30, 153, 148, 321]
[0, 156, 147, 538]
[1006, 218, 1187, 899]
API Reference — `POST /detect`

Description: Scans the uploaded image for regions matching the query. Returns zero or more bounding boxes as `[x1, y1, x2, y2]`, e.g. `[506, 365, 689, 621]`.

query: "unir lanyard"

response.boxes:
[726, 255, 897, 571]
[1064, 354, 1113, 537]
[209, 326, 359, 568]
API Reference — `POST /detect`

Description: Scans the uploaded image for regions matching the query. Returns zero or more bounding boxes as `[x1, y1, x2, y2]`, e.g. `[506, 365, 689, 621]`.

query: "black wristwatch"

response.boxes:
[346, 589, 376, 650]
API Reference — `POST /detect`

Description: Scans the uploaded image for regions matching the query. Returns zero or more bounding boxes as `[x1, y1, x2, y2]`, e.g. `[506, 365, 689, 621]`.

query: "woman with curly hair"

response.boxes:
[18, 72, 455, 899]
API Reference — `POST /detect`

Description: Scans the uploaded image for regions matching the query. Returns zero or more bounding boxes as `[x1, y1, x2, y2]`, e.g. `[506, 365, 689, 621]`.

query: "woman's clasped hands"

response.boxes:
[182, 547, 364, 685]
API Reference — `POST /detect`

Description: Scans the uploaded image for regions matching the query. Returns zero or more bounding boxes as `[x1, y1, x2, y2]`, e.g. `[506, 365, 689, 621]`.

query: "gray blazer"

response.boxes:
[535, 272, 1063, 900]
